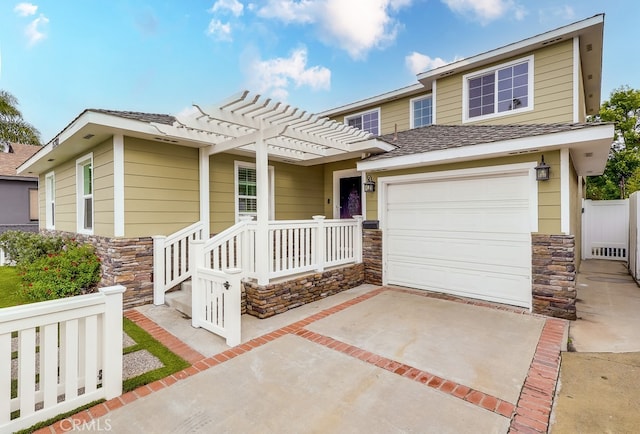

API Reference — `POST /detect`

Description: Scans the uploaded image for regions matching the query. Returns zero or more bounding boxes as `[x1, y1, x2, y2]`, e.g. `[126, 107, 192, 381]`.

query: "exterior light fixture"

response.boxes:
[364, 176, 376, 193]
[535, 155, 550, 181]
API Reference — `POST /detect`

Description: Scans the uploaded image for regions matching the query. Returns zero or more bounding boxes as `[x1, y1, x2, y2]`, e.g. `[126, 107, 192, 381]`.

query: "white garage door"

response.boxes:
[384, 171, 532, 308]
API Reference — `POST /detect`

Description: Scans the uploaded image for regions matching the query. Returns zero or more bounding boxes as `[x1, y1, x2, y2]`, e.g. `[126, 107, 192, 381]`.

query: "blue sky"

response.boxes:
[0, 0, 636, 143]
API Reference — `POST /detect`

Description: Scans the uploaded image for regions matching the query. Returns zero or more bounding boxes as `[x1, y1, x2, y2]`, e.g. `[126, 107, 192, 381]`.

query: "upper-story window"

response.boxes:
[345, 109, 380, 135]
[411, 95, 433, 128]
[463, 56, 533, 122]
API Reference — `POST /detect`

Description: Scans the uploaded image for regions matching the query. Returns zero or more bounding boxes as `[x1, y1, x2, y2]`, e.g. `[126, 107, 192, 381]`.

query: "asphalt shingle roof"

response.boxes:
[89, 109, 176, 125]
[0, 143, 41, 178]
[370, 123, 610, 160]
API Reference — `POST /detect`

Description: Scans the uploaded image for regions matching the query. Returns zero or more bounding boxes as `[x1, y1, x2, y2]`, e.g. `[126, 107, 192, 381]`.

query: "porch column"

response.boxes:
[199, 147, 210, 238]
[255, 131, 269, 285]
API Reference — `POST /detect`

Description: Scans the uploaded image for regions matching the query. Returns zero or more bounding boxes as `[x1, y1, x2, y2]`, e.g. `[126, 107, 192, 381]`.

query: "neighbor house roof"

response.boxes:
[0, 143, 41, 179]
[357, 122, 615, 177]
[89, 109, 176, 126]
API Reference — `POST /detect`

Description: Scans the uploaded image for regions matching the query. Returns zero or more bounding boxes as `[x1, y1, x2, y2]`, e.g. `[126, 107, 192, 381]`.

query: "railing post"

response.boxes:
[191, 240, 205, 329]
[239, 216, 253, 277]
[313, 215, 326, 272]
[225, 268, 242, 347]
[152, 236, 166, 305]
[353, 215, 363, 263]
[100, 285, 125, 400]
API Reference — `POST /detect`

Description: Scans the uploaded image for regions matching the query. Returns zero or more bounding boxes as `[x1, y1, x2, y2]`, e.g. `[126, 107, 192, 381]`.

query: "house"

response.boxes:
[0, 141, 40, 234]
[18, 14, 612, 327]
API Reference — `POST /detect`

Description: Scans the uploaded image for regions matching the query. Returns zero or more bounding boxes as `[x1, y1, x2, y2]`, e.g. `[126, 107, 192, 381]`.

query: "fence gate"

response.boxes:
[191, 267, 242, 347]
[582, 199, 629, 261]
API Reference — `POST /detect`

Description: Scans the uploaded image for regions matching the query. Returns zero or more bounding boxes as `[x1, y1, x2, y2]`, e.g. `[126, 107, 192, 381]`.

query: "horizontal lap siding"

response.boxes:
[93, 140, 114, 236]
[210, 154, 325, 235]
[436, 40, 574, 125]
[124, 138, 199, 237]
[52, 160, 76, 232]
[367, 150, 561, 234]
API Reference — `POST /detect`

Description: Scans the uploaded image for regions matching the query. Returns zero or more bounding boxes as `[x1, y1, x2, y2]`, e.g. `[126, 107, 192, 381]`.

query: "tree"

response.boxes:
[586, 86, 640, 199]
[0, 90, 41, 146]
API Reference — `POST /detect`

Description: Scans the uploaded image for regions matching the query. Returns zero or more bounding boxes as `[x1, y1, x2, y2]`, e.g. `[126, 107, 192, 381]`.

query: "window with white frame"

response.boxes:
[45, 172, 55, 228]
[235, 161, 274, 222]
[464, 56, 533, 122]
[76, 155, 93, 233]
[345, 109, 380, 135]
[411, 95, 433, 128]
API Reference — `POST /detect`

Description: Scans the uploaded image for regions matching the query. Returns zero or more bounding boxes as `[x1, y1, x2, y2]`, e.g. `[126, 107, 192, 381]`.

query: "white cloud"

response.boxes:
[539, 5, 575, 22]
[405, 52, 456, 75]
[247, 47, 330, 100]
[14, 2, 38, 17]
[257, 0, 413, 60]
[206, 19, 233, 41]
[441, 0, 524, 24]
[210, 0, 244, 17]
[25, 14, 48, 46]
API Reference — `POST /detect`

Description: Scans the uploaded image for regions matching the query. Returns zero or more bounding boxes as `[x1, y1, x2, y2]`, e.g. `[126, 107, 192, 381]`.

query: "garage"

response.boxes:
[381, 166, 535, 308]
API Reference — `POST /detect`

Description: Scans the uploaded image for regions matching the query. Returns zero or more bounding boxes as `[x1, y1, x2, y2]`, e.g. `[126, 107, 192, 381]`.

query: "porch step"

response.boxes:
[165, 280, 192, 318]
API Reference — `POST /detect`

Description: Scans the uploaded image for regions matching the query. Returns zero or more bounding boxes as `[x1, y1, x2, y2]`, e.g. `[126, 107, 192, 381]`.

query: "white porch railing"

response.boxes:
[199, 215, 363, 281]
[0, 286, 125, 433]
[0, 247, 10, 266]
[153, 221, 205, 305]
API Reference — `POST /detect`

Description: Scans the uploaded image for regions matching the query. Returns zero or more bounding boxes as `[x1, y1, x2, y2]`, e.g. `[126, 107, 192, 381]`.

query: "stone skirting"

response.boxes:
[363, 229, 382, 285]
[242, 263, 364, 319]
[41, 230, 154, 309]
[531, 234, 577, 320]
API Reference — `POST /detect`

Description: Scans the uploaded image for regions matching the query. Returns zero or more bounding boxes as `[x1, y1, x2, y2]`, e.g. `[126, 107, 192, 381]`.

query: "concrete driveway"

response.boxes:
[49, 285, 566, 434]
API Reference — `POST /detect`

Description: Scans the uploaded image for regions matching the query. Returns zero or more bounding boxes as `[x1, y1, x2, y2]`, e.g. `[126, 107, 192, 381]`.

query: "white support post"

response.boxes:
[313, 215, 326, 272]
[225, 268, 242, 347]
[353, 215, 363, 263]
[191, 240, 205, 329]
[100, 285, 125, 400]
[199, 147, 210, 238]
[239, 216, 253, 275]
[152, 236, 166, 305]
[255, 132, 270, 285]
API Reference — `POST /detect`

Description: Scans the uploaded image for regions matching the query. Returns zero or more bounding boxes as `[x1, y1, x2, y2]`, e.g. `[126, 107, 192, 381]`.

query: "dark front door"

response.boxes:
[339, 176, 362, 219]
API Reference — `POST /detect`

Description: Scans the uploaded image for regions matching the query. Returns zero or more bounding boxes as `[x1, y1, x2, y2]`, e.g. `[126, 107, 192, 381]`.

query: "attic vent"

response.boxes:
[541, 37, 562, 46]
[83, 134, 95, 140]
[438, 70, 455, 77]
[586, 43, 593, 52]
[588, 74, 593, 80]
[585, 152, 593, 158]
[153, 137, 178, 144]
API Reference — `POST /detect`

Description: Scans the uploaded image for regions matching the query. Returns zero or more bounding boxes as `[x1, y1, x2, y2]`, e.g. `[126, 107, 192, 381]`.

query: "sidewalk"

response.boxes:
[549, 259, 640, 433]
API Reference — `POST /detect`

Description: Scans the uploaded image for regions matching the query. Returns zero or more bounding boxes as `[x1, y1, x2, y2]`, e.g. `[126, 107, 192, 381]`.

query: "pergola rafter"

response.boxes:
[148, 90, 389, 164]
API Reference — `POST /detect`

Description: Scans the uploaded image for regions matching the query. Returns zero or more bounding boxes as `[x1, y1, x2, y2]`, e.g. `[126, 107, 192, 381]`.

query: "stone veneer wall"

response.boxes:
[243, 263, 364, 319]
[363, 229, 382, 285]
[41, 230, 154, 309]
[531, 234, 577, 320]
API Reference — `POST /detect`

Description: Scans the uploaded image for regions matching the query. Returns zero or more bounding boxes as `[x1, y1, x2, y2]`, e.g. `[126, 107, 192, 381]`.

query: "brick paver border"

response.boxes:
[35, 286, 565, 434]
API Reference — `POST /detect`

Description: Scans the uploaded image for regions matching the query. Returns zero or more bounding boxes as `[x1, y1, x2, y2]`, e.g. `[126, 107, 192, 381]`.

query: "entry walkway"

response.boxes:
[37, 286, 566, 434]
[550, 259, 640, 433]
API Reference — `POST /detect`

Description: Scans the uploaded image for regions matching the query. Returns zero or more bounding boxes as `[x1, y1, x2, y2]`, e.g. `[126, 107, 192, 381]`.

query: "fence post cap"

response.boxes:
[312, 215, 326, 220]
[99, 285, 126, 295]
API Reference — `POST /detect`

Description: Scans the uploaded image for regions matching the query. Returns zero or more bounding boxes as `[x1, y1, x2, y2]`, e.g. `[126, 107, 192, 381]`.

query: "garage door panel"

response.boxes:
[386, 260, 530, 307]
[384, 170, 533, 308]
[387, 207, 530, 233]
[386, 234, 531, 269]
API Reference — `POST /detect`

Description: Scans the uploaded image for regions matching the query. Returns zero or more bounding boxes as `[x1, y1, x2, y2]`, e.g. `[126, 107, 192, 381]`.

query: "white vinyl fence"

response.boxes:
[0, 286, 125, 433]
[582, 199, 629, 260]
[630, 193, 640, 280]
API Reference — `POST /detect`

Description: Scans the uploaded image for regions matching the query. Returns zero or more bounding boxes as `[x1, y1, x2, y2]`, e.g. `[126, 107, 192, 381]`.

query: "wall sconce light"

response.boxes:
[535, 155, 550, 181]
[364, 176, 376, 193]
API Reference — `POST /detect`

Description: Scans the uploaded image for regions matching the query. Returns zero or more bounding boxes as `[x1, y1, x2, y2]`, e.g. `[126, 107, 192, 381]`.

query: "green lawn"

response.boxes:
[0, 266, 32, 308]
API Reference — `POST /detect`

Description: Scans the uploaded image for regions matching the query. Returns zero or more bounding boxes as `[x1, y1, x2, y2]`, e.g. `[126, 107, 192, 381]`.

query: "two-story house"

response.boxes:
[18, 14, 612, 323]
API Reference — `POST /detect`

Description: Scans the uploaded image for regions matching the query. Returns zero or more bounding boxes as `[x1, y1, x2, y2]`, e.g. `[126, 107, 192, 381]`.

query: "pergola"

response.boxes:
[150, 90, 394, 284]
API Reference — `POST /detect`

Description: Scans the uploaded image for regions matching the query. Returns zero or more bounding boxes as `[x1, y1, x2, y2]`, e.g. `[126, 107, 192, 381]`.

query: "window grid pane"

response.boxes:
[347, 111, 379, 135]
[238, 166, 258, 217]
[413, 97, 433, 128]
[468, 60, 529, 118]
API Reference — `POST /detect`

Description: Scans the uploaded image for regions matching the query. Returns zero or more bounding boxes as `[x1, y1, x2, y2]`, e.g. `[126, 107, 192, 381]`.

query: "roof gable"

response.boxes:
[0, 142, 41, 178]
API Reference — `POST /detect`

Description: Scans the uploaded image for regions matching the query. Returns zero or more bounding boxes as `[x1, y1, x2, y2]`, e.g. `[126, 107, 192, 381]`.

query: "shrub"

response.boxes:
[0, 231, 65, 266]
[18, 243, 101, 301]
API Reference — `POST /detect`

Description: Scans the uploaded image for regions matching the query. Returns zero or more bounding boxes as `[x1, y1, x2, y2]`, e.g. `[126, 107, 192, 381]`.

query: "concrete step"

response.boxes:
[165, 280, 192, 318]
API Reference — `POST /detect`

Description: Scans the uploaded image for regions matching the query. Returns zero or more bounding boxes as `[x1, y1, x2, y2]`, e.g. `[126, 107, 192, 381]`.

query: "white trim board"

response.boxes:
[113, 134, 124, 237]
